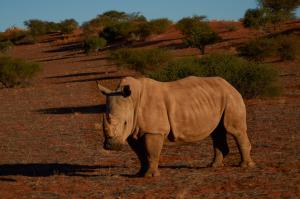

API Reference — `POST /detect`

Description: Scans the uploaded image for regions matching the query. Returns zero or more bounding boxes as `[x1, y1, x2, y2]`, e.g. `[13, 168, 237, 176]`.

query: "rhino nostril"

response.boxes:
[104, 142, 112, 149]
[106, 135, 113, 139]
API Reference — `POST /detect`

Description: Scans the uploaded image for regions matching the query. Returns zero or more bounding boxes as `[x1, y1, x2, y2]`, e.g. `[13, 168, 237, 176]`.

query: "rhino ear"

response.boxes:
[96, 81, 112, 95]
[122, 85, 131, 97]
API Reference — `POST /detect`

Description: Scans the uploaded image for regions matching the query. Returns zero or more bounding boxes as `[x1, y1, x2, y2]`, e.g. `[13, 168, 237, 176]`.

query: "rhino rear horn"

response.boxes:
[122, 85, 131, 97]
[96, 81, 112, 95]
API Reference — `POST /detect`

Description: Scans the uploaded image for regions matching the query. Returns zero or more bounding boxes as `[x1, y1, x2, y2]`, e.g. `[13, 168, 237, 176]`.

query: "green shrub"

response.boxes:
[148, 57, 201, 81]
[198, 53, 280, 98]
[0, 28, 36, 45]
[98, 10, 146, 27]
[82, 11, 146, 35]
[83, 36, 107, 54]
[226, 25, 238, 32]
[24, 19, 60, 36]
[238, 35, 300, 61]
[0, 56, 41, 88]
[111, 48, 171, 73]
[184, 24, 220, 54]
[150, 53, 280, 98]
[24, 19, 78, 36]
[101, 21, 151, 43]
[13, 34, 36, 45]
[243, 8, 267, 28]
[176, 16, 219, 54]
[135, 23, 152, 40]
[258, 0, 300, 26]
[0, 32, 6, 42]
[60, 19, 78, 34]
[0, 41, 13, 53]
[147, 18, 173, 34]
[97, 13, 173, 43]
[101, 22, 134, 42]
[275, 35, 299, 61]
[176, 15, 207, 35]
[237, 38, 276, 61]
[130, 18, 172, 39]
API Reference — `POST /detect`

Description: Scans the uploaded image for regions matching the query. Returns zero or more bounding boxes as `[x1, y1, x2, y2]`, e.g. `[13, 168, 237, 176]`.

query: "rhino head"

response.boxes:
[97, 82, 135, 151]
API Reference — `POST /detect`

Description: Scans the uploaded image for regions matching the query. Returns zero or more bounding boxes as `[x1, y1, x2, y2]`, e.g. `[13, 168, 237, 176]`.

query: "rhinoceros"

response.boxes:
[97, 76, 255, 177]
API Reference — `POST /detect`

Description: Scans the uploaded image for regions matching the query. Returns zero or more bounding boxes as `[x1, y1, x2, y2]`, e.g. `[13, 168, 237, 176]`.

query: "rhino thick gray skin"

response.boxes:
[97, 76, 255, 177]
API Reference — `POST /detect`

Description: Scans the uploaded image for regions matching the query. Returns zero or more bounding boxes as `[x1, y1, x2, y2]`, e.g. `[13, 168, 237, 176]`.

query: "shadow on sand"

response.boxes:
[46, 71, 117, 79]
[36, 104, 106, 115]
[0, 163, 123, 178]
[58, 75, 127, 84]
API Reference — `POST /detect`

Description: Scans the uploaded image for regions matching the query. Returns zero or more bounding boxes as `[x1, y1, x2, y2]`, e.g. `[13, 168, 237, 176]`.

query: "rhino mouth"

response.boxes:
[104, 138, 123, 151]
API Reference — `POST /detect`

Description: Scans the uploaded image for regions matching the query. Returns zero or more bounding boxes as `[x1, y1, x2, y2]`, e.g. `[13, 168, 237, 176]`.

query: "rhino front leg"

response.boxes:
[144, 133, 164, 177]
[127, 136, 148, 176]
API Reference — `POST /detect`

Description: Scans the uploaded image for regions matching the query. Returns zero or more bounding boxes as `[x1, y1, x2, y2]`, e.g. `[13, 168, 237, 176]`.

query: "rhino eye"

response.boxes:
[124, 121, 127, 126]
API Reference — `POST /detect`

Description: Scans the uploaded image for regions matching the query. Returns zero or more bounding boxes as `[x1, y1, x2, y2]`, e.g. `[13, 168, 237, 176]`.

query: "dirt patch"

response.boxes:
[0, 22, 299, 198]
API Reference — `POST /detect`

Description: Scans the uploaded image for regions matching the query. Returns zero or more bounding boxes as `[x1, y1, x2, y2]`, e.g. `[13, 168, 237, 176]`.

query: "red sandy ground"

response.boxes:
[0, 21, 299, 198]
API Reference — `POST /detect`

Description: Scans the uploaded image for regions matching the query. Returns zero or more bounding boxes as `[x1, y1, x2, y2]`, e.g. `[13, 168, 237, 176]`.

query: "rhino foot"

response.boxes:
[211, 161, 224, 168]
[134, 169, 147, 177]
[240, 161, 256, 168]
[143, 169, 160, 177]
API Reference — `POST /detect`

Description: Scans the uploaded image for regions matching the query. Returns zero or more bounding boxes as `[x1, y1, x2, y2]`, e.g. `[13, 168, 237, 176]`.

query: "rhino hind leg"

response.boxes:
[210, 122, 229, 167]
[223, 104, 256, 168]
[233, 132, 256, 168]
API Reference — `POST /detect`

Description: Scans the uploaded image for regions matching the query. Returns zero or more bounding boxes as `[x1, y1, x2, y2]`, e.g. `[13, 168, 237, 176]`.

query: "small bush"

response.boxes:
[60, 19, 78, 34]
[83, 36, 107, 54]
[0, 32, 6, 42]
[150, 53, 280, 98]
[176, 16, 219, 54]
[197, 53, 280, 98]
[147, 18, 173, 34]
[24, 19, 78, 36]
[148, 57, 201, 81]
[101, 22, 134, 42]
[226, 25, 238, 32]
[243, 8, 267, 28]
[0, 56, 41, 88]
[275, 35, 299, 61]
[111, 48, 171, 73]
[13, 34, 36, 45]
[238, 35, 300, 61]
[176, 15, 207, 35]
[0, 28, 35, 45]
[0, 41, 13, 53]
[237, 38, 276, 61]
[184, 24, 220, 54]
[101, 21, 151, 43]
[24, 19, 60, 36]
[82, 11, 146, 35]
[9, 30, 29, 44]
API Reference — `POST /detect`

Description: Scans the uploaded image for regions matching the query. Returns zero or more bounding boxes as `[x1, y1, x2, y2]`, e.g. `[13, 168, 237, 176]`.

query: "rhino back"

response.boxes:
[137, 76, 243, 142]
[165, 76, 231, 141]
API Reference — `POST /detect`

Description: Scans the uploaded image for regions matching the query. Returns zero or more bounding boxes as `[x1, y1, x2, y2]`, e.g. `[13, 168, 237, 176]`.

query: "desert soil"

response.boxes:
[0, 23, 299, 199]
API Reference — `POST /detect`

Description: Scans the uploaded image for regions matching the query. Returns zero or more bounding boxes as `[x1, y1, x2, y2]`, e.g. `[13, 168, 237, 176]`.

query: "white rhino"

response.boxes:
[97, 76, 255, 177]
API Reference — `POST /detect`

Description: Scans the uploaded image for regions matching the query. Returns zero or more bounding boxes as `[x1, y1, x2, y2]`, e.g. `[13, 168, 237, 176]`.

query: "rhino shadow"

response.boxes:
[36, 104, 106, 114]
[59, 75, 127, 84]
[46, 71, 113, 79]
[0, 163, 123, 178]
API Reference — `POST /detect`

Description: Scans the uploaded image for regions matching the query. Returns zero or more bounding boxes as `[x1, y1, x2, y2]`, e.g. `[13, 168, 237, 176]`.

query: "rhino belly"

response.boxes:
[168, 109, 222, 142]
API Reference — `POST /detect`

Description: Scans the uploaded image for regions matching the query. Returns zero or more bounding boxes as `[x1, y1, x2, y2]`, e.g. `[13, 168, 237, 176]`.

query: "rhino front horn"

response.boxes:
[96, 81, 112, 95]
